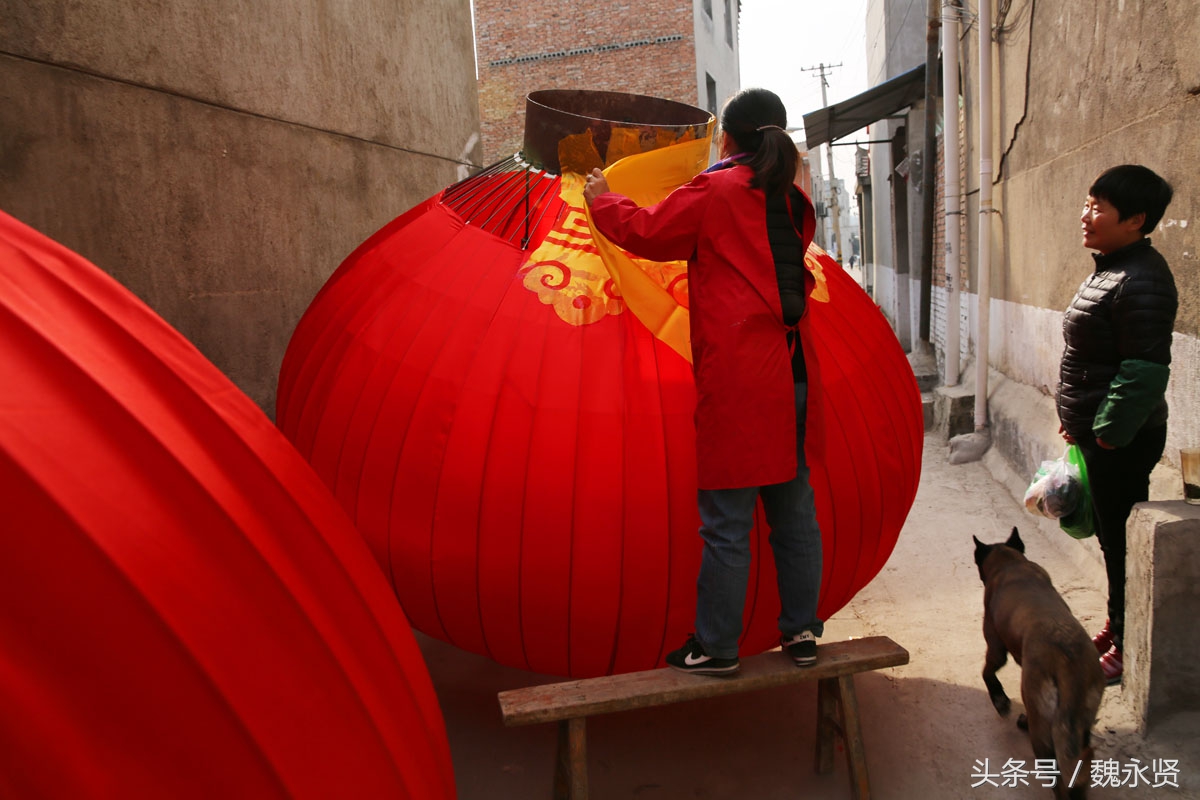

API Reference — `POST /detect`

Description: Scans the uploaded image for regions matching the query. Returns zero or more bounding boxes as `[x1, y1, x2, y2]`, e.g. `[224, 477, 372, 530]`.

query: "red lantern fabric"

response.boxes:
[0, 211, 454, 799]
[277, 91, 923, 679]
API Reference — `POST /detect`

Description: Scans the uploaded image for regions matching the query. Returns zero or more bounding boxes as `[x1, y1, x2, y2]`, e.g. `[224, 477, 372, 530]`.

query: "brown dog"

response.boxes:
[974, 528, 1105, 799]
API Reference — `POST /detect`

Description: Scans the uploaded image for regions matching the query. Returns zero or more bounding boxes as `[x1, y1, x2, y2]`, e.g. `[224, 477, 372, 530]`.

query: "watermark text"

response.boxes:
[970, 758, 1179, 790]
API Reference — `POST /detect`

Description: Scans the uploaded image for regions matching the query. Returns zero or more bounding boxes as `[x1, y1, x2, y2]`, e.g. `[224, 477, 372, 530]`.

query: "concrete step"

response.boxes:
[921, 392, 934, 431]
[907, 346, 939, 394]
[933, 384, 975, 438]
[914, 370, 940, 394]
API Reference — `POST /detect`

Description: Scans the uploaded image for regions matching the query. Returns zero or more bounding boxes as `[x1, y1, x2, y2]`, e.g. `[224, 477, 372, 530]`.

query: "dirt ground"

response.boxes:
[416, 431, 1200, 799]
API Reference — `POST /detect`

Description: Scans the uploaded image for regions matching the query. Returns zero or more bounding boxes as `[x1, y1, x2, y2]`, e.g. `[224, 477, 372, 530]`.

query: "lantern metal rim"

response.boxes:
[521, 89, 714, 174]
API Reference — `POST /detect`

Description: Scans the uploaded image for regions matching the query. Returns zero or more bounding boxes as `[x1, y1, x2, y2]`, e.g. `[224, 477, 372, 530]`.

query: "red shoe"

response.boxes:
[1100, 644, 1123, 686]
[1092, 620, 1114, 654]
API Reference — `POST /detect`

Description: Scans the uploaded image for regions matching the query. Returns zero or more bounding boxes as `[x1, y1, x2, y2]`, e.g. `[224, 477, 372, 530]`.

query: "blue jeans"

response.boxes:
[694, 382, 824, 659]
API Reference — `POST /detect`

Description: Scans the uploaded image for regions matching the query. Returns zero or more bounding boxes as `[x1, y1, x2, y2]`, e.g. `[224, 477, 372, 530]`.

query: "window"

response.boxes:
[724, 0, 733, 45]
[706, 74, 717, 116]
[702, 0, 712, 18]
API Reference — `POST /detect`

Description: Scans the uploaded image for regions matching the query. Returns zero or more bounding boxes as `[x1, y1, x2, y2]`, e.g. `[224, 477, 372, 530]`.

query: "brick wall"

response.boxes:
[475, 0, 699, 163]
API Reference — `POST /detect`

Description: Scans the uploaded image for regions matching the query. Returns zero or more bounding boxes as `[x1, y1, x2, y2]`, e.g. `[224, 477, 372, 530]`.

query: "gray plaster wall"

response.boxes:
[1, 1, 482, 415]
[865, 0, 927, 85]
[864, 0, 931, 342]
[693, 0, 739, 112]
[987, 0, 1199, 331]
[955, 0, 1199, 346]
[946, 0, 1200, 481]
[864, 0, 893, 291]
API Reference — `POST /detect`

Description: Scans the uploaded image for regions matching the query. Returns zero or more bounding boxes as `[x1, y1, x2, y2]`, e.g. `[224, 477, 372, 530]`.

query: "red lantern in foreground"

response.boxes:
[278, 91, 923, 679]
[0, 212, 454, 799]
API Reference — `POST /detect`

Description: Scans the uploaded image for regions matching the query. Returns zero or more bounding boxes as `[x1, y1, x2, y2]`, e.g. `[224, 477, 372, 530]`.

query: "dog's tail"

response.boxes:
[1052, 669, 1104, 798]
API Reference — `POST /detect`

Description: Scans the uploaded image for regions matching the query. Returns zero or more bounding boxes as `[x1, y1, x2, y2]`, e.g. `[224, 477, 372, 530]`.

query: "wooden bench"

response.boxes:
[498, 635, 909, 800]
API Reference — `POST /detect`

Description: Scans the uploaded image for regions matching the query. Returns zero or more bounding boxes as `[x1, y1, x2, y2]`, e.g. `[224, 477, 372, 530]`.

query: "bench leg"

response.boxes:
[813, 676, 871, 800]
[553, 717, 588, 800]
[836, 675, 870, 800]
[815, 677, 838, 774]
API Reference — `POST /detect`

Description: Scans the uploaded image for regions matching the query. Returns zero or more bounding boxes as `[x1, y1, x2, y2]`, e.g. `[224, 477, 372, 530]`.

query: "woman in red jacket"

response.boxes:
[584, 88, 823, 676]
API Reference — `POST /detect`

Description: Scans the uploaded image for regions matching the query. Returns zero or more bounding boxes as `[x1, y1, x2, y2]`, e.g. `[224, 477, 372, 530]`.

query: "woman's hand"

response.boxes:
[1059, 423, 1114, 449]
[583, 168, 610, 207]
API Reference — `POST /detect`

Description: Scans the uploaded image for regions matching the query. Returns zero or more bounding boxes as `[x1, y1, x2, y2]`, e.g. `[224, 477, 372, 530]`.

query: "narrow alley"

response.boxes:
[419, 431, 1200, 799]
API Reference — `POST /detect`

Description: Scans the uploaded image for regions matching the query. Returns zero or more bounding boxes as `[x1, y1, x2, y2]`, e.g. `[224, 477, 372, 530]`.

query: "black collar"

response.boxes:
[1093, 237, 1151, 269]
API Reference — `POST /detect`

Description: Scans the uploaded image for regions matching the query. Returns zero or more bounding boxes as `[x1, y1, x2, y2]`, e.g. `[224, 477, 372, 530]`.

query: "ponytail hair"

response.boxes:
[720, 88, 798, 197]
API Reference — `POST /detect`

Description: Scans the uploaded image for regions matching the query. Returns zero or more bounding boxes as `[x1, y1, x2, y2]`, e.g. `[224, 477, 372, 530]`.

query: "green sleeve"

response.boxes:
[1092, 358, 1170, 447]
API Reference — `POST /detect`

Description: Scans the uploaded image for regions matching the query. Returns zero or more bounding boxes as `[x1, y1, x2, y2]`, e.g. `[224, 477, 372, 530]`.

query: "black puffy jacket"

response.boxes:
[1056, 238, 1177, 442]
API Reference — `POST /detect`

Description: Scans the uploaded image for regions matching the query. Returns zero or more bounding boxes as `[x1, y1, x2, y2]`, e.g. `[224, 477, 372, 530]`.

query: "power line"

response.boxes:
[836, 0, 871, 60]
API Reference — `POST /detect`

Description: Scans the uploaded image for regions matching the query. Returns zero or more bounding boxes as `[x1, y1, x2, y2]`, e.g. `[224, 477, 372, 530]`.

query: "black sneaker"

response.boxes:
[666, 635, 740, 676]
[781, 631, 817, 667]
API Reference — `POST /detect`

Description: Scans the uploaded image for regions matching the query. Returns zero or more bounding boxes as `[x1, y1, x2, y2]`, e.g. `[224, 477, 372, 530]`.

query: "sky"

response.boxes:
[738, 0, 873, 187]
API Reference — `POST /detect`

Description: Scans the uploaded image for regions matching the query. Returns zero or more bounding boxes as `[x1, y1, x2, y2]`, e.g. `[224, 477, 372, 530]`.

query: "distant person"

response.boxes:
[583, 87, 824, 676]
[1057, 164, 1176, 685]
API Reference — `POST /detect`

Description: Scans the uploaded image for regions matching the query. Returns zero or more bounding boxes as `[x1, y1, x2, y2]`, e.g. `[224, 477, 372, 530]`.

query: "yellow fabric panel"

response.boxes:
[583, 137, 715, 363]
[603, 138, 712, 206]
[804, 248, 831, 304]
[520, 172, 622, 327]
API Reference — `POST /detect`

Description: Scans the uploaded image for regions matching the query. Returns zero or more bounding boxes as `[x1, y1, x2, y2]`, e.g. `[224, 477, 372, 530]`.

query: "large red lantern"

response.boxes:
[277, 91, 923, 679]
[0, 211, 454, 799]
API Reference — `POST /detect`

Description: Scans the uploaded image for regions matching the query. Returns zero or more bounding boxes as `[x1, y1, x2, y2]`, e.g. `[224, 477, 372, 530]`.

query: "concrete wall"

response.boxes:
[864, 0, 929, 344]
[692, 0, 740, 114]
[864, 0, 893, 297]
[946, 0, 1199, 480]
[865, 0, 927, 84]
[1126, 502, 1200, 732]
[1, 0, 481, 416]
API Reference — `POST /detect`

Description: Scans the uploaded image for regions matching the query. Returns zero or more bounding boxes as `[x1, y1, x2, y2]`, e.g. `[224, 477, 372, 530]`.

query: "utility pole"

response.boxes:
[801, 62, 843, 263]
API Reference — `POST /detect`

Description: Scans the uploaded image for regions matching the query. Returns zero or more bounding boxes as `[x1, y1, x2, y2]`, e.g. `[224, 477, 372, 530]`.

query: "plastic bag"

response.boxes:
[1058, 445, 1094, 539]
[1023, 449, 1084, 520]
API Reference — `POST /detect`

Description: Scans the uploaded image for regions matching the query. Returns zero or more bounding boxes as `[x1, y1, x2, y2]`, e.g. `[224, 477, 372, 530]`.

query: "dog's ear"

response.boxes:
[1007, 527, 1025, 553]
[973, 535, 989, 562]
[973, 536, 993, 578]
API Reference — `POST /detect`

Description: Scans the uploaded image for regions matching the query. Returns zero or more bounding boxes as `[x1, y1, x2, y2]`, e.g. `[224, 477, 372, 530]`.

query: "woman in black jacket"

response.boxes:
[1057, 164, 1177, 685]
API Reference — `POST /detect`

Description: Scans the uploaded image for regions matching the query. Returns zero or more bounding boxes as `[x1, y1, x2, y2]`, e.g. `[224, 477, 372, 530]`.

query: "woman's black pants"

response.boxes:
[1075, 423, 1167, 650]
